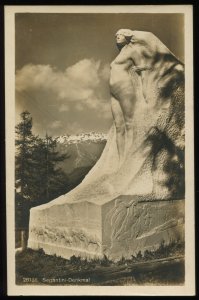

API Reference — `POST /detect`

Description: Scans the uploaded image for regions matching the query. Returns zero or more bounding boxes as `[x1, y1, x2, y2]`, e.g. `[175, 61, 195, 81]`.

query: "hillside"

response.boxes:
[55, 132, 107, 189]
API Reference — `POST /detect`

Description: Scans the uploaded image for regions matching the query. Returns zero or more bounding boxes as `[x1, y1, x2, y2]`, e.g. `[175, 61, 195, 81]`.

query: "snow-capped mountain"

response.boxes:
[55, 132, 107, 192]
[55, 132, 107, 145]
[56, 131, 106, 173]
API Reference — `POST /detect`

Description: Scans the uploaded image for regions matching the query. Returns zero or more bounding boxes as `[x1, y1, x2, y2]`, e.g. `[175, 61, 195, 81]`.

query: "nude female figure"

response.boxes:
[110, 29, 143, 164]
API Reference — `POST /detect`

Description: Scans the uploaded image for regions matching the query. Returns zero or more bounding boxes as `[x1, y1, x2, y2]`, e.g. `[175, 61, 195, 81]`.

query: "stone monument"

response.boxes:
[28, 30, 185, 260]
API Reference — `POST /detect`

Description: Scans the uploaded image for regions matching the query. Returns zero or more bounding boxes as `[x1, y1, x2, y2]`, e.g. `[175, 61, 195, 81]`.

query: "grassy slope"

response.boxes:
[16, 240, 185, 286]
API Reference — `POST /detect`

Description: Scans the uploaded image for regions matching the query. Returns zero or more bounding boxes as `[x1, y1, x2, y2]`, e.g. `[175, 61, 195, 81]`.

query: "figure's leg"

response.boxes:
[111, 96, 126, 164]
[110, 75, 142, 157]
[118, 93, 135, 154]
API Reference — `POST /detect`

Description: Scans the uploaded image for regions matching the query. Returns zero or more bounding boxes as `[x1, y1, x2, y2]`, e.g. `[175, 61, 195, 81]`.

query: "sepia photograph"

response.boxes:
[5, 5, 195, 296]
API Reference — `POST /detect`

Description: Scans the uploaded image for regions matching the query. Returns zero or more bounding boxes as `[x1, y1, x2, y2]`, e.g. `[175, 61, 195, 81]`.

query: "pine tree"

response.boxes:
[15, 111, 69, 206]
[15, 111, 37, 199]
[44, 134, 70, 202]
[15, 111, 37, 230]
[33, 134, 69, 205]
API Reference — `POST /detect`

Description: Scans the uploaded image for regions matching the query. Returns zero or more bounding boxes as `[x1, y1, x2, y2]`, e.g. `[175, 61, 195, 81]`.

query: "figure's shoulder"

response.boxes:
[117, 45, 134, 60]
[126, 43, 135, 51]
[122, 43, 138, 56]
[121, 43, 134, 53]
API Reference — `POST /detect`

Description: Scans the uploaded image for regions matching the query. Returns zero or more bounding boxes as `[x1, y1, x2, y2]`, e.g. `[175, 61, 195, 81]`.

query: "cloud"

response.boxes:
[15, 59, 112, 136]
[75, 103, 84, 111]
[65, 59, 101, 88]
[65, 121, 84, 135]
[50, 120, 62, 129]
[100, 64, 110, 81]
[16, 64, 57, 92]
[16, 59, 110, 111]
[59, 104, 69, 112]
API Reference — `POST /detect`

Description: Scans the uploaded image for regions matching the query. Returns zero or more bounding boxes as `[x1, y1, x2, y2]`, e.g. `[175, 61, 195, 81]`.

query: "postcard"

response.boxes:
[5, 5, 195, 296]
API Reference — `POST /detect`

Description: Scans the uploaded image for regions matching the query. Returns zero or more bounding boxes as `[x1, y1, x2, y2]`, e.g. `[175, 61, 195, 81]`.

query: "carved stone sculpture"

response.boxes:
[28, 30, 185, 260]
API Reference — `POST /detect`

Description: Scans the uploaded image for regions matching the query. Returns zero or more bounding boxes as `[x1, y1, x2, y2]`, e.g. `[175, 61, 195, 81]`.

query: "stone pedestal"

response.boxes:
[28, 197, 184, 260]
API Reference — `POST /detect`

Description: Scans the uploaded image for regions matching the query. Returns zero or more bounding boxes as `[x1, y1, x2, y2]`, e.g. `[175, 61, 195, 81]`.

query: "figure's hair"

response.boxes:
[115, 29, 134, 41]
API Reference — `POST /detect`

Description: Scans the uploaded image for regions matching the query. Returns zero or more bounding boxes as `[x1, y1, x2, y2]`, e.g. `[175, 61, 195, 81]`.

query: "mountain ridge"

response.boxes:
[55, 132, 107, 145]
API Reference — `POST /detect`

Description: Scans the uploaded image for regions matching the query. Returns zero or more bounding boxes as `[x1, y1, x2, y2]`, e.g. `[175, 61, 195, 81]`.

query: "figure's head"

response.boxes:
[115, 29, 134, 49]
[115, 29, 161, 49]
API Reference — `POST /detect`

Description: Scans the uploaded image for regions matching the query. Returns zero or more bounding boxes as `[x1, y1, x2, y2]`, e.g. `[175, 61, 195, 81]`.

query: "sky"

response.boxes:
[15, 13, 184, 137]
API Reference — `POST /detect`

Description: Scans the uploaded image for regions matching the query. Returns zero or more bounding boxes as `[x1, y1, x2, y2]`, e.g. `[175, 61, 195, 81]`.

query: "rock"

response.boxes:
[28, 197, 184, 260]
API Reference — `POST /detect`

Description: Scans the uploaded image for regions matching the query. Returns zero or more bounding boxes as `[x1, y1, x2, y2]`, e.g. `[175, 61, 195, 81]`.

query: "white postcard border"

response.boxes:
[5, 5, 195, 296]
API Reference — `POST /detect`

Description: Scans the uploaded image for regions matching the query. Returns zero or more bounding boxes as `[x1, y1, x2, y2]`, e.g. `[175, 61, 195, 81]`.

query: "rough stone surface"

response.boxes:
[28, 197, 184, 260]
[28, 30, 185, 260]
